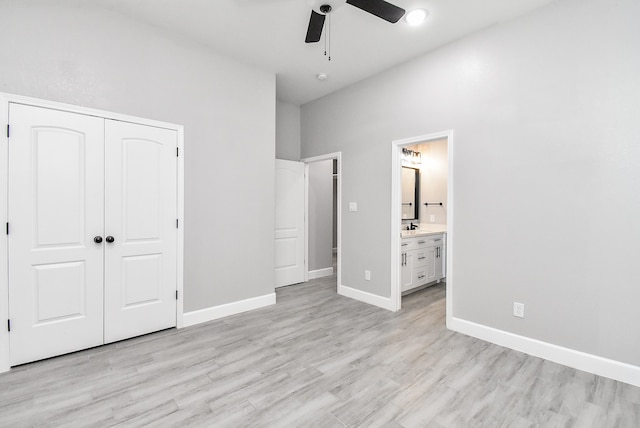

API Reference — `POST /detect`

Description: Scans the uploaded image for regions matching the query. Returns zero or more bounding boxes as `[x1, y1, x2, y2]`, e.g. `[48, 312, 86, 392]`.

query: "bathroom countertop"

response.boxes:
[401, 224, 447, 238]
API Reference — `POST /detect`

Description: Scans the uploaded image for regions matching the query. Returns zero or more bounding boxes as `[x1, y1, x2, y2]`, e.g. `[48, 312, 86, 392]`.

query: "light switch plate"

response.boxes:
[430, 215, 436, 222]
[349, 202, 358, 212]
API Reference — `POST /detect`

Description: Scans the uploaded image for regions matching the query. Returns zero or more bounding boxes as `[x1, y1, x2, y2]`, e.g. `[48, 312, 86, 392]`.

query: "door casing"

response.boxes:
[0, 92, 185, 373]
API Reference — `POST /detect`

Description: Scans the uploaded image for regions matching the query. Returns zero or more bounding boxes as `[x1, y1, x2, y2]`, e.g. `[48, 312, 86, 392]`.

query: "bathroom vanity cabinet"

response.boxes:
[400, 233, 445, 293]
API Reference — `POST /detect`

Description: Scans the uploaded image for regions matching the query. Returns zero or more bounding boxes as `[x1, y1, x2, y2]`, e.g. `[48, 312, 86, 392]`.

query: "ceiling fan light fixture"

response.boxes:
[405, 8, 428, 26]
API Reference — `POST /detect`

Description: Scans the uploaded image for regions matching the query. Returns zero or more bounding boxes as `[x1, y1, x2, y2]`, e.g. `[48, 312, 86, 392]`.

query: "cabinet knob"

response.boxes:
[105, 236, 115, 243]
[93, 236, 103, 244]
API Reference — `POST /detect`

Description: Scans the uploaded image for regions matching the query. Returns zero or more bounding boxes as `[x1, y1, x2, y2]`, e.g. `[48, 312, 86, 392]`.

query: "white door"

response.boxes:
[8, 104, 105, 366]
[275, 159, 305, 287]
[103, 120, 177, 343]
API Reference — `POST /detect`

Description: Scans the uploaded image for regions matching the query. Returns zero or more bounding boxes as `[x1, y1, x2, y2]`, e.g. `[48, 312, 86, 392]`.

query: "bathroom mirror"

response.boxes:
[401, 166, 419, 220]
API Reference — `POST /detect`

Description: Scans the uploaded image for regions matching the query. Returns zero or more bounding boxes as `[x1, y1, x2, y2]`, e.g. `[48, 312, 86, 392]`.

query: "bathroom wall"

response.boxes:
[417, 139, 448, 226]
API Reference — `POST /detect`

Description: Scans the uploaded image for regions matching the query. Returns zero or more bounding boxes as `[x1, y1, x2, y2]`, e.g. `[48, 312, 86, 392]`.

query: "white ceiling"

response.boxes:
[94, 0, 555, 105]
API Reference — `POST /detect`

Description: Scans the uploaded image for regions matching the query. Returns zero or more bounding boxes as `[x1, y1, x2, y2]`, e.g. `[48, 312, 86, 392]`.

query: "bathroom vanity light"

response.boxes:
[401, 148, 422, 164]
[405, 8, 428, 26]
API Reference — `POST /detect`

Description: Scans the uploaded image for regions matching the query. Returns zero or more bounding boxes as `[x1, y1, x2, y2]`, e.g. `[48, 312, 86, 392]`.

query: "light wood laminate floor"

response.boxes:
[1, 274, 639, 427]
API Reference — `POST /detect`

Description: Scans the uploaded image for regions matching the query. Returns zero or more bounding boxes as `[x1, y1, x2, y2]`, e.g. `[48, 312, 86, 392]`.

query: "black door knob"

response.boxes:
[94, 236, 103, 243]
[105, 236, 115, 243]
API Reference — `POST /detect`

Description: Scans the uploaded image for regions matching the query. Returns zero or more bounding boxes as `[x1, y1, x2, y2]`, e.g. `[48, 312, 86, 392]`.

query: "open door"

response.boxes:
[275, 159, 305, 287]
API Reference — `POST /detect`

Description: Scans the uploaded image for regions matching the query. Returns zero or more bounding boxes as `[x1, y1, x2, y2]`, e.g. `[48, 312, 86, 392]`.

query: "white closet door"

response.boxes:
[103, 120, 177, 343]
[8, 104, 105, 366]
[275, 159, 305, 287]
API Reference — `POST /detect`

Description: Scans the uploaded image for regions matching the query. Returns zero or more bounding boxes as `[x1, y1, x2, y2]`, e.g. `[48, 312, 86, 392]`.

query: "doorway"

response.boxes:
[391, 131, 453, 317]
[302, 153, 342, 289]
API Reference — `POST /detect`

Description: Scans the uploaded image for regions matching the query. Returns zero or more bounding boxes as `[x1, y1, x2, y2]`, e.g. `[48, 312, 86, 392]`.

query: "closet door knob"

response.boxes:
[105, 236, 115, 243]
[93, 236, 103, 243]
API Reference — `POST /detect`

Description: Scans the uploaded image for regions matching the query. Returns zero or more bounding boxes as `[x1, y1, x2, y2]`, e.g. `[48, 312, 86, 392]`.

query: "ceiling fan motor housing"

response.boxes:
[320, 4, 332, 14]
[310, 0, 345, 15]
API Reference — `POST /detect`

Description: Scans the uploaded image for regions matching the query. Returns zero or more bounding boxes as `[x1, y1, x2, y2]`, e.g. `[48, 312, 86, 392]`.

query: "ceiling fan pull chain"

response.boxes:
[328, 13, 331, 61]
[324, 28, 327, 57]
[324, 15, 329, 56]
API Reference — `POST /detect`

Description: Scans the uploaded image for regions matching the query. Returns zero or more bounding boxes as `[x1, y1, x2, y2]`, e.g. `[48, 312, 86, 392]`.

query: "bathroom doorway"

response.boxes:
[391, 131, 453, 316]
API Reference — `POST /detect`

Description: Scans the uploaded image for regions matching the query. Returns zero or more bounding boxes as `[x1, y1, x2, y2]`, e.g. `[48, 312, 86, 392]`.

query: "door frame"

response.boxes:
[0, 92, 185, 373]
[391, 131, 454, 319]
[301, 152, 342, 289]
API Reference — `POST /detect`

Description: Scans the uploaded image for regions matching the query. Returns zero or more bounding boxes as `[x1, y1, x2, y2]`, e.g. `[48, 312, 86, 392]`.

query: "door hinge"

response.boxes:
[5, 222, 8, 235]
[6, 124, 9, 138]
[176, 219, 178, 228]
[175, 290, 179, 300]
[176, 147, 179, 157]
[7, 319, 10, 332]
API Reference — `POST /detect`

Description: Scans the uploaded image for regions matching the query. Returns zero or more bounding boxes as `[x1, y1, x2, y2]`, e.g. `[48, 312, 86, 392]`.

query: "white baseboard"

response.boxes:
[449, 316, 640, 388]
[338, 284, 395, 311]
[182, 293, 276, 328]
[307, 267, 334, 280]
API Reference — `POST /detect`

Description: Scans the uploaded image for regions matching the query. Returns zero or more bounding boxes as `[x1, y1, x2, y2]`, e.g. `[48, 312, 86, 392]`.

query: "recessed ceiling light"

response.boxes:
[405, 9, 428, 26]
[316, 73, 328, 81]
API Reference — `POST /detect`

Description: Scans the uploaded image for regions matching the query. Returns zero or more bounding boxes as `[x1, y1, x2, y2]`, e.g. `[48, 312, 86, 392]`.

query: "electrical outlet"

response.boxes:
[365, 270, 371, 280]
[513, 302, 525, 318]
[429, 215, 436, 222]
[349, 202, 358, 212]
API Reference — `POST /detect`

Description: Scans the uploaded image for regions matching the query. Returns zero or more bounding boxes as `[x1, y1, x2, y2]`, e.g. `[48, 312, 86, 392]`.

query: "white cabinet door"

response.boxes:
[275, 160, 305, 287]
[400, 251, 414, 292]
[103, 120, 177, 343]
[8, 104, 105, 366]
[425, 246, 437, 283]
[434, 244, 444, 280]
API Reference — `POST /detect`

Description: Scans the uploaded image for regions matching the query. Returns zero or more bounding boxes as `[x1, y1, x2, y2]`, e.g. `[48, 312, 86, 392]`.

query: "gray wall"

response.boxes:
[0, 1, 276, 312]
[276, 101, 301, 161]
[308, 160, 334, 272]
[301, 0, 640, 366]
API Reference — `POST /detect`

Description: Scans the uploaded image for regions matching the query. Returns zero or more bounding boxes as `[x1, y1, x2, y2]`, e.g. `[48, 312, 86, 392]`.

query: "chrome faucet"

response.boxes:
[410, 222, 418, 230]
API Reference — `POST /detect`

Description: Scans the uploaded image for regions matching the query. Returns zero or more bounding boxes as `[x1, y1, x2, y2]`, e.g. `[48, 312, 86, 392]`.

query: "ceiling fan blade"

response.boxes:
[346, 0, 405, 23]
[305, 10, 326, 43]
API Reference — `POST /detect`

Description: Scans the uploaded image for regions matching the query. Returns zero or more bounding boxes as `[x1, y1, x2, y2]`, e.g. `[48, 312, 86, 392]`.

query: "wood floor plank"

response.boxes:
[1, 276, 639, 427]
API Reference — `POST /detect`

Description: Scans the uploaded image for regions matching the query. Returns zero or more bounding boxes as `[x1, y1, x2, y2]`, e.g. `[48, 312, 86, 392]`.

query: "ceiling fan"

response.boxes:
[305, 0, 406, 43]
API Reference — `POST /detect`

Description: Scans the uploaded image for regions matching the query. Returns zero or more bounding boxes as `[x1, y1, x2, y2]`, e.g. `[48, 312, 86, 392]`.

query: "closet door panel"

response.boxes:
[104, 120, 177, 343]
[8, 104, 105, 366]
